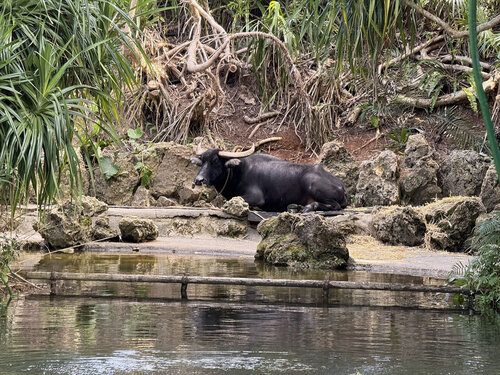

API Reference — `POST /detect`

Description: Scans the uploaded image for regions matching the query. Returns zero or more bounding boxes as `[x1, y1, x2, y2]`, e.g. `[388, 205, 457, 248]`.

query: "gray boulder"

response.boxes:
[94, 153, 140, 205]
[355, 150, 400, 206]
[92, 216, 119, 241]
[255, 213, 349, 269]
[371, 206, 427, 246]
[222, 197, 249, 217]
[318, 140, 359, 199]
[119, 217, 159, 243]
[155, 196, 178, 207]
[439, 150, 491, 197]
[480, 164, 500, 212]
[35, 196, 108, 249]
[399, 135, 441, 205]
[131, 186, 150, 207]
[420, 197, 486, 252]
[148, 142, 217, 203]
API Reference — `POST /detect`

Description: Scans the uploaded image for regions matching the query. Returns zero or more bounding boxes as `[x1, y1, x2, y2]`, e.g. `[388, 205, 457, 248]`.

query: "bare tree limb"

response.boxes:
[394, 73, 499, 109]
[378, 4, 500, 75]
[244, 111, 280, 124]
[403, 0, 500, 39]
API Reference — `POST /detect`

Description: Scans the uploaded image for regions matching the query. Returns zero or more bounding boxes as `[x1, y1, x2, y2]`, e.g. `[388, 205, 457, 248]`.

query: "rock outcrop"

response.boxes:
[399, 135, 441, 205]
[35, 196, 108, 248]
[480, 164, 500, 212]
[420, 197, 486, 252]
[92, 216, 120, 241]
[318, 140, 359, 198]
[256, 213, 349, 269]
[355, 150, 400, 206]
[148, 142, 215, 203]
[131, 186, 151, 207]
[222, 197, 249, 217]
[119, 217, 159, 242]
[371, 206, 427, 246]
[439, 150, 490, 197]
[94, 153, 141, 205]
[91, 142, 216, 207]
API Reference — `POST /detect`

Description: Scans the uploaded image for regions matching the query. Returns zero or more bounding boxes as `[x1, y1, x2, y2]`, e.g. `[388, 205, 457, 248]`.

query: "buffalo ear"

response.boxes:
[225, 158, 241, 168]
[190, 157, 202, 166]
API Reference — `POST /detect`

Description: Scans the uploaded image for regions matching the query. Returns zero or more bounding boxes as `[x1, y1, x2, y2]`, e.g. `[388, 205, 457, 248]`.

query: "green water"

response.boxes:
[1, 297, 500, 374]
[31, 253, 451, 308]
[2, 252, 498, 374]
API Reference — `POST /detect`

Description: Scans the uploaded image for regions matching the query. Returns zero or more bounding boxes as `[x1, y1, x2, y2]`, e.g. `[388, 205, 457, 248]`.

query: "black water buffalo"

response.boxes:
[190, 144, 348, 212]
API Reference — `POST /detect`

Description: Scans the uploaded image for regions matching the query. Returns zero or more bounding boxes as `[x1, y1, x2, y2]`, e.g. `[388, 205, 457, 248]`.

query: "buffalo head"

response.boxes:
[191, 143, 255, 187]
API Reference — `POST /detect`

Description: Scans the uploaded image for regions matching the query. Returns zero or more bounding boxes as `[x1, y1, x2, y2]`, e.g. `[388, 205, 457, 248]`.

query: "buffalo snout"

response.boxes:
[193, 175, 206, 187]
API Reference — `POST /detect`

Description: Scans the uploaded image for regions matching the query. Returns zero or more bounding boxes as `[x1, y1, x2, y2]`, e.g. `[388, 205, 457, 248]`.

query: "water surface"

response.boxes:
[1, 297, 499, 374]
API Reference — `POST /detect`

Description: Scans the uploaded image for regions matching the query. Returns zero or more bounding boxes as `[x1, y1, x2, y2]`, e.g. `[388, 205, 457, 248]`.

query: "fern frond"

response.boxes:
[426, 106, 486, 151]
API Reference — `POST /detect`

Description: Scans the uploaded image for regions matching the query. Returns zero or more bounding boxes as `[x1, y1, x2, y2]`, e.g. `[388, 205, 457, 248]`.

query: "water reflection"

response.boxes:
[32, 253, 455, 309]
[1, 297, 500, 374]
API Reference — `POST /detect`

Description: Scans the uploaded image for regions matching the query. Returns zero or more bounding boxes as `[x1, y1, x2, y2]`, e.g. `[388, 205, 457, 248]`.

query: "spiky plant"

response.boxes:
[0, 0, 151, 219]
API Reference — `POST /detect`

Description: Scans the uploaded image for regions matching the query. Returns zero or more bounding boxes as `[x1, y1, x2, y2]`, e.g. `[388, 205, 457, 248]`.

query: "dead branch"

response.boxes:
[9, 270, 43, 290]
[378, 7, 500, 75]
[248, 120, 270, 139]
[439, 55, 492, 71]
[395, 72, 499, 109]
[403, 0, 500, 39]
[440, 64, 490, 79]
[244, 111, 280, 124]
[347, 106, 362, 125]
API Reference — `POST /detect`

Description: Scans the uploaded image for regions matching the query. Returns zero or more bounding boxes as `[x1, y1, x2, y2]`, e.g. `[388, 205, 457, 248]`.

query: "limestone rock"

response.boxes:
[318, 140, 359, 199]
[131, 186, 150, 207]
[155, 196, 178, 207]
[326, 208, 374, 236]
[439, 150, 491, 197]
[161, 216, 246, 238]
[119, 217, 159, 243]
[420, 197, 486, 252]
[35, 196, 108, 248]
[80, 196, 108, 216]
[256, 213, 348, 269]
[148, 142, 216, 202]
[480, 164, 500, 212]
[371, 206, 427, 246]
[222, 197, 249, 217]
[92, 216, 119, 241]
[94, 153, 140, 205]
[399, 135, 441, 205]
[355, 150, 400, 206]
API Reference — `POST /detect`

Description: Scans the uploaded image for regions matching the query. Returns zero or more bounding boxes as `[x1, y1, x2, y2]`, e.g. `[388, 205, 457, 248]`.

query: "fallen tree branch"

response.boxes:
[248, 120, 270, 139]
[378, 5, 500, 75]
[439, 55, 492, 71]
[243, 111, 280, 124]
[394, 73, 499, 109]
[9, 269, 43, 290]
[403, 0, 500, 39]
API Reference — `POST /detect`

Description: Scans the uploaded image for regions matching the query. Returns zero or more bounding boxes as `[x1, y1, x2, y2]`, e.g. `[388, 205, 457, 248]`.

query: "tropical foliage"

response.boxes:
[0, 0, 151, 218]
[135, 0, 500, 151]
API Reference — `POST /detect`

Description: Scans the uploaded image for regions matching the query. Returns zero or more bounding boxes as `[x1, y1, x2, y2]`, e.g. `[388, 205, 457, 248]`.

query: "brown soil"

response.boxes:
[209, 77, 488, 165]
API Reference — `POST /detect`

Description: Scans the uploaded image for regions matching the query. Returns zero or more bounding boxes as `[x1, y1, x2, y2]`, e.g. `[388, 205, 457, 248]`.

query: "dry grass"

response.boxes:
[347, 235, 452, 261]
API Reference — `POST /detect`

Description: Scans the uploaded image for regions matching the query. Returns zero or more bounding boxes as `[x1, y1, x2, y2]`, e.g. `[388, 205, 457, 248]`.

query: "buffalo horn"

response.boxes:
[218, 144, 255, 158]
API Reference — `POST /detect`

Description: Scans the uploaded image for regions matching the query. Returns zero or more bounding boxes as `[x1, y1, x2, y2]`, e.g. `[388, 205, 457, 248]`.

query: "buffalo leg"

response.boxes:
[240, 188, 265, 209]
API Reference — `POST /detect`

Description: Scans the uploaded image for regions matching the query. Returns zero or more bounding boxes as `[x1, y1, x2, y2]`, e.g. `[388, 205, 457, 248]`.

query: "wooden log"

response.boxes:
[25, 272, 470, 295]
